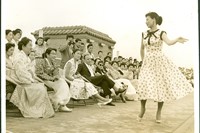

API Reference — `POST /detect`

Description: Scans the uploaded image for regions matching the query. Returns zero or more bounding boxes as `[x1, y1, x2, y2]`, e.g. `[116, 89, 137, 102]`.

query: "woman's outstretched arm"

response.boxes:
[162, 32, 188, 46]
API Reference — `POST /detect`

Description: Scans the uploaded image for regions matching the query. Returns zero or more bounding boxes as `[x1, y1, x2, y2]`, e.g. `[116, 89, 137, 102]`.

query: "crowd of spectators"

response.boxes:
[5, 29, 193, 118]
[5, 30, 140, 118]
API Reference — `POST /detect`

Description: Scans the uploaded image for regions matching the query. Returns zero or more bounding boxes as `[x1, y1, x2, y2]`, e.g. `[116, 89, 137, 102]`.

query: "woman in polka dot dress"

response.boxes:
[137, 12, 193, 123]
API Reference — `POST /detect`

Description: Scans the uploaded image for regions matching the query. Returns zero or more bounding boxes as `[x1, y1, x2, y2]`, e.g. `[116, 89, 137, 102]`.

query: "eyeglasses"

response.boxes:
[99, 64, 103, 66]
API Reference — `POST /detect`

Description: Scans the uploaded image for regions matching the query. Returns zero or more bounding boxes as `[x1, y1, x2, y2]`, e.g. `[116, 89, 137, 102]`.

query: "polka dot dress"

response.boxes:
[137, 29, 193, 102]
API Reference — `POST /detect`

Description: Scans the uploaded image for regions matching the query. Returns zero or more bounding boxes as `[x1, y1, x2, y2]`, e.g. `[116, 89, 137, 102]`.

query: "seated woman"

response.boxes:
[104, 61, 138, 101]
[9, 37, 54, 118]
[64, 49, 112, 107]
[121, 64, 138, 91]
[6, 43, 16, 100]
[95, 60, 107, 76]
[35, 48, 72, 112]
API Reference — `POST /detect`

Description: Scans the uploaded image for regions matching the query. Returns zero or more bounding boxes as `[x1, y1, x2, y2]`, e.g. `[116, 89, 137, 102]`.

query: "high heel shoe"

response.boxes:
[115, 87, 127, 95]
[120, 94, 126, 103]
[155, 119, 162, 123]
[97, 98, 112, 107]
[59, 105, 72, 112]
[136, 115, 142, 122]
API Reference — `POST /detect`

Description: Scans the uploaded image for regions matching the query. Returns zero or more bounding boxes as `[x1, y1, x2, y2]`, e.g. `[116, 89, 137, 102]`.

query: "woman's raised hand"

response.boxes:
[177, 37, 188, 44]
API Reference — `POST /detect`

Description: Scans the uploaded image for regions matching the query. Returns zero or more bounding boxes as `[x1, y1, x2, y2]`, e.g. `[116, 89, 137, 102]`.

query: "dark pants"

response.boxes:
[89, 75, 115, 97]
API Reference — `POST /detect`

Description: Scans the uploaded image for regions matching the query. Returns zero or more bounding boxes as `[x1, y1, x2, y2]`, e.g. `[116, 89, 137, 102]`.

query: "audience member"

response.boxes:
[12, 29, 22, 57]
[105, 61, 138, 101]
[59, 34, 75, 69]
[6, 29, 13, 43]
[76, 54, 127, 106]
[9, 37, 55, 118]
[86, 43, 95, 59]
[96, 51, 103, 60]
[35, 48, 72, 112]
[64, 49, 112, 106]
[6, 43, 16, 99]
[34, 37, 46, 58]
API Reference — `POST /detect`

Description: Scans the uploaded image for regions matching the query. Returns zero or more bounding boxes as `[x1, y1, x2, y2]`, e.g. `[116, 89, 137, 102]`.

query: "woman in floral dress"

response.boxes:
[64, 49, 112, 106]
[137, 12, 193, 123]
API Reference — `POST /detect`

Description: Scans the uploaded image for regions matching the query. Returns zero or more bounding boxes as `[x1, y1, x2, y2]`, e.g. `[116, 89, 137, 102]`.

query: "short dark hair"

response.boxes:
[145, 12, 162, 25]
[94, 58, 101, 64]
[15, 28, 22, 32]
[75, 38, 81, 42]
[98, 51, 103, 54]
[13, 29, 22, 35]
[42, 48, 57, 58]
[68, 41, 75, 46]
[6, 29, 12, 36]
[18, 37, 31, 50]
[66, 34, 74, 40]
[98, 60, 104, 65]
[127, 63, 134, 68]
[6, 43, 15, 52]
[44, 37, 50, 42]
[120, 63, 126, 67]
[83, 53, 90, 59]
[87, 43, 93, 49]
[104, 56, 111, 62]
[118, 56, 122, 59]
[111, 61, 119, 66]
[35, 37, 44, 45]
[72, 49, 80, 54]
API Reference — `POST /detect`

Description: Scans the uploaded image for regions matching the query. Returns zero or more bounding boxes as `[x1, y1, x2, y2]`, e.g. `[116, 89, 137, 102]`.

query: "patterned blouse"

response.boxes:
[35, 58, 59, 81]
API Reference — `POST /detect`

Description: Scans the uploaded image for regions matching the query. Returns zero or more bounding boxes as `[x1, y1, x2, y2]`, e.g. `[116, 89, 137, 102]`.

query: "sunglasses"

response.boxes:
[99, 64, 103, 66]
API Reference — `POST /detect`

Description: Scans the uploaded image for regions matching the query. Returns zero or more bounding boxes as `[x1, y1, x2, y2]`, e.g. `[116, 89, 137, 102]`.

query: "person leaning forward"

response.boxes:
[76, 54, 127, 105]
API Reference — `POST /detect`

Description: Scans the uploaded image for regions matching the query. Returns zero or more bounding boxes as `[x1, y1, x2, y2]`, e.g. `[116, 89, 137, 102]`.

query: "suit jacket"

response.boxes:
[95, 67, 106, 75]
[77, 63, 116, 97]
[76, 63, 92, 81]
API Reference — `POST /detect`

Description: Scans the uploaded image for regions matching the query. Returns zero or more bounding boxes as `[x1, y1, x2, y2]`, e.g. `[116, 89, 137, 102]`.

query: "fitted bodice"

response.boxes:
[143, 29, 165, 54]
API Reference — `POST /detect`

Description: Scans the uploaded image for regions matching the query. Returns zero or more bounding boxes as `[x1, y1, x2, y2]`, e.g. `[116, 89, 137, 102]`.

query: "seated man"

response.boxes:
[76, 54, 126, 106]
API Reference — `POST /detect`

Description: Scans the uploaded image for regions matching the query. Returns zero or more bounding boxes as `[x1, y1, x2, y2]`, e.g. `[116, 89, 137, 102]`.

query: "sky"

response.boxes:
[2, 0, 198, 68]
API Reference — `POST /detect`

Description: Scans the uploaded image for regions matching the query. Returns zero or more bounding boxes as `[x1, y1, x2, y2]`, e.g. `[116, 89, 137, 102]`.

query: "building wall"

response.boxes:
[34, 33, 114, 59]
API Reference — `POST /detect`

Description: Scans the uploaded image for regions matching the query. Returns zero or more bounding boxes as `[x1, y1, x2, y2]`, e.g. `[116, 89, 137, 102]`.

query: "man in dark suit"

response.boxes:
[76, 54, 126, 105]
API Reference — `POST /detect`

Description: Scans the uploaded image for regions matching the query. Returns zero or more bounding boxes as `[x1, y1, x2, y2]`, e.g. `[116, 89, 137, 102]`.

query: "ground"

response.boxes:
[6, 93, 194, 133]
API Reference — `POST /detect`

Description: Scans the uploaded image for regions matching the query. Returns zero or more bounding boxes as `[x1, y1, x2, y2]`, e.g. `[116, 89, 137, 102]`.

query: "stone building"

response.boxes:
[31, 26, 116, 59]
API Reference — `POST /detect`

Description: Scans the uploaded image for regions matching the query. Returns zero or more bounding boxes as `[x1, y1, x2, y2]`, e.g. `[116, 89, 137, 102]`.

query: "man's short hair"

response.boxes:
[87, 43, 93, 49]
[83, 53, 90, 59]
[66, 34, 74, 40]
[98, 51, 103, 54]
[75, 38, 81, 42]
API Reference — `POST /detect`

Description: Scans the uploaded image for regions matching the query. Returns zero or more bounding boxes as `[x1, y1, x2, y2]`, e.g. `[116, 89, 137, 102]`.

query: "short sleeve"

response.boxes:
[160, 31, 166, 40]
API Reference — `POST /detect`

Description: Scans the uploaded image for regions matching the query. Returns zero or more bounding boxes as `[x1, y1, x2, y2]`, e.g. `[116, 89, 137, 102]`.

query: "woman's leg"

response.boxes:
[156, 102, 164, 121]
[138, 100, 147, 118]
[93, 93, 110, 102]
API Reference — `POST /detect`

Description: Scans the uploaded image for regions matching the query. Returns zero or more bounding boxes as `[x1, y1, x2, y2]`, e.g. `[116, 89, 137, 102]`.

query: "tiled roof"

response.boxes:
[31, 26, 116, 44]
